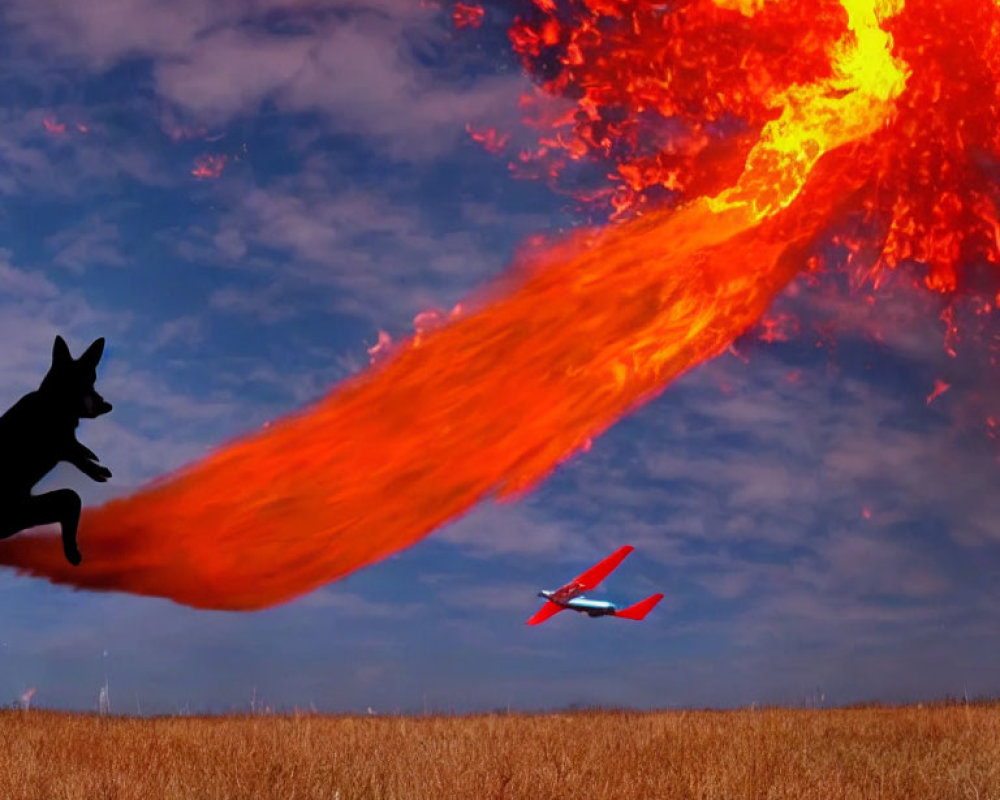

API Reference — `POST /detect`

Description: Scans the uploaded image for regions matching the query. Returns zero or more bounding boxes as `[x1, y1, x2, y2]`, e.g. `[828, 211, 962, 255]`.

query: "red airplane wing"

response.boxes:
[567, 545, 634, 592]
[614, 593, 664, 621]
[526, 601, 566, 626]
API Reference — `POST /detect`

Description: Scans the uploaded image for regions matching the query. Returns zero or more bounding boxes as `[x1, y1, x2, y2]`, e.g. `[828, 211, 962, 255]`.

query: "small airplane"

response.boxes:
[527, 545, 664, 625]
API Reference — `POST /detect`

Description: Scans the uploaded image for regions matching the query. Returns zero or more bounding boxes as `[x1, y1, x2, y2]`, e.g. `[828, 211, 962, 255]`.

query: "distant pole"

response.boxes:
[98, 649, 111, 716]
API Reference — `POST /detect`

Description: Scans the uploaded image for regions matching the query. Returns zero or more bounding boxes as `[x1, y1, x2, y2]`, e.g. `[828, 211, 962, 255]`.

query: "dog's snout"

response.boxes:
[83, 393, 113, 418]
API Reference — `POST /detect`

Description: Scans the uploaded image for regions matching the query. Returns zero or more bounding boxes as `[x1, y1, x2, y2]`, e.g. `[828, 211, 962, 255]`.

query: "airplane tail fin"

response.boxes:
[614, 593, 664, 621]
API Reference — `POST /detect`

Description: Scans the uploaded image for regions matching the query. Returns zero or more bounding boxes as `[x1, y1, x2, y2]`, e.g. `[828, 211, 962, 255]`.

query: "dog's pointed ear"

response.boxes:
[80, 337, 106, 369]
[52, 335, 73, 369]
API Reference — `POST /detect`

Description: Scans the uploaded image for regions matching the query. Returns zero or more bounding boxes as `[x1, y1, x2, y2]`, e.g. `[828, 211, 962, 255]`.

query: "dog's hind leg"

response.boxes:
[0, 490, 83, 565]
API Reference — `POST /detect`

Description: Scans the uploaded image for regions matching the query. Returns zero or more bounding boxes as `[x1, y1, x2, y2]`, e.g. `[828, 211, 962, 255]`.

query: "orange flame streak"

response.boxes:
[0, 148, 873, 609]
[0, 0, 906, 608]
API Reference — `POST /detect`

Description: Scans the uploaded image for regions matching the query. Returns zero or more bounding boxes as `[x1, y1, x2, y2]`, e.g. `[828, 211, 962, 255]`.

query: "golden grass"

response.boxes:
[0, 704, 997, 799]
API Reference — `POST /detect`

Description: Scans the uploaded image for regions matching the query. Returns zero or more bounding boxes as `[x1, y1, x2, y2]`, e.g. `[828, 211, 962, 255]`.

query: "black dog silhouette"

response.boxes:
[0, 336, 113, 565]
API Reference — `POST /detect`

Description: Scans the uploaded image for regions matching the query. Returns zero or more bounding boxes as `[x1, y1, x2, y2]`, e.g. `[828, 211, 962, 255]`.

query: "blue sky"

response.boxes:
[0, 0, 998, 714]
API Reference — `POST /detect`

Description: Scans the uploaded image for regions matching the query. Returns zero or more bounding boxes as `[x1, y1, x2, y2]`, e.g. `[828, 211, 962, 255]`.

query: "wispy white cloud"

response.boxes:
[5, 0, 526, 160]
[47, 216, 127, 273]
[0, 108, 169, 198]
[0, 252, 59, 299]
[435, 502, 601, 562]
[190, 156, 553, 330]
[144, 315, 205, 352]
[295, 588, 424, 618]
[209, 283, 303, 324]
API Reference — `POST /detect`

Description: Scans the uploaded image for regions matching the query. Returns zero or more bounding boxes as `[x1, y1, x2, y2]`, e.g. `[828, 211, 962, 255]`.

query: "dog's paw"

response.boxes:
[89, 464, 112, 482]
[64, 547, 82, 567]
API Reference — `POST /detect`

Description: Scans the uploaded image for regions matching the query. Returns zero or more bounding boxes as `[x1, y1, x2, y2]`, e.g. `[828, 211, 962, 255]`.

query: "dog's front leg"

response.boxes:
[0, 491, 83, 565]
[65, 439, 112, 482]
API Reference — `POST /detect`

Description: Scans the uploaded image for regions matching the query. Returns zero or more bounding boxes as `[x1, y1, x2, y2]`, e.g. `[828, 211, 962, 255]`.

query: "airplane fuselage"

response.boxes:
[538, 590, 617, 617]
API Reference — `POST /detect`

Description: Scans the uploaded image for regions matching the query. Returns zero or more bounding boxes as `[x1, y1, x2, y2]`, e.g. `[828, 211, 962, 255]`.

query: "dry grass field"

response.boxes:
[0, 704, 997, 800]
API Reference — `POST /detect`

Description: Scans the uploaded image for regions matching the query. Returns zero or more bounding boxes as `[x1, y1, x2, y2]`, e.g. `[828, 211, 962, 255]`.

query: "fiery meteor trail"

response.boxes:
[0, 165, 868, 609]
[3, 0, 978, 610]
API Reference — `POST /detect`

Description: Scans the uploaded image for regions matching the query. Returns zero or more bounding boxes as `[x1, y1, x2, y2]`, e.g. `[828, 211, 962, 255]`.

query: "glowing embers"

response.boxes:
[452, 2, 485, 27]
[503, 0, 1000, 300]
[866, 0, 1000, 293]
[192, 154, 228, 180]
[504, 0, 858, 213]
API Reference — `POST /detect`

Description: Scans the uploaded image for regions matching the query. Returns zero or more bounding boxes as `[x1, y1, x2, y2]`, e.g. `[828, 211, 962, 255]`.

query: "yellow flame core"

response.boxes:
[630, 0, 910, 384]
[710, 0, 777, 15]
[707, 0, 909, 221]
